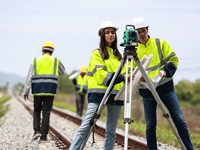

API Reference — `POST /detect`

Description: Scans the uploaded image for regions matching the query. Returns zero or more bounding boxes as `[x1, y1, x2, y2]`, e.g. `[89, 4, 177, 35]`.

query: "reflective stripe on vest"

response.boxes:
[87, 48, 125, 94]
[139, 38, 173, 89]
[31, 56, 59, 95]
[147, 38, 176, 73]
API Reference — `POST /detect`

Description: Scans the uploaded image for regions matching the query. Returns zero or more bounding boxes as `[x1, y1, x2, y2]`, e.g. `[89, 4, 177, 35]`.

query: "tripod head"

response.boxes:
[120, 25, 139, 61]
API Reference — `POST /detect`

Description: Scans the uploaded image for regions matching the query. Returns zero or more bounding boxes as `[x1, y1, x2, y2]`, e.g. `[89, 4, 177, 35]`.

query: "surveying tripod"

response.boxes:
[80, 45, 186, 150]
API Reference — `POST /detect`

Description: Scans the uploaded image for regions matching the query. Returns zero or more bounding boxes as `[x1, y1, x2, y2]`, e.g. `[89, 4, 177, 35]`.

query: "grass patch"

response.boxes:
[190, 133, 200, 149]
[0, 96, 11, 118]
[54, 93, 76, 112]
[0, 95, 11, 104]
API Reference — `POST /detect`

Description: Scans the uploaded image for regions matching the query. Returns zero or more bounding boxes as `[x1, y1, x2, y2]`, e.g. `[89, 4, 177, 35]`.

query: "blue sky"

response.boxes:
[0, 0, 200, 83]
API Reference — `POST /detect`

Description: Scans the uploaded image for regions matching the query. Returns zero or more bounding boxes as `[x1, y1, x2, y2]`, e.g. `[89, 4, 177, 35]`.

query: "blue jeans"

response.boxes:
[69, 103, 122, 150]
[141, 90, 193, 150]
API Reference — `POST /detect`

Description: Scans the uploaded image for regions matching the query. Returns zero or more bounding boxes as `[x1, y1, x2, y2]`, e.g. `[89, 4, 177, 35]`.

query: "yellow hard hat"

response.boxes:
[42, 41, 54, 52]
[80, 65, 87, 73]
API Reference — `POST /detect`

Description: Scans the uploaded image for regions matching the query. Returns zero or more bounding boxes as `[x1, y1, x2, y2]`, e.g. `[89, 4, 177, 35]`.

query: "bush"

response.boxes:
[175, 79, 193, 101]
[193, 79, 200, 95]
[58, 74, 74, 93]
[190, 94, 200, 105]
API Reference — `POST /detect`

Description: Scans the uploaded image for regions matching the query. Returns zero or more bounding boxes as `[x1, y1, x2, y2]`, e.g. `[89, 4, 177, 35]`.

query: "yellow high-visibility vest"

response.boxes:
[75, 74, 88, 94]
[87, 47, 126, 94]
[135, 37, 178, 87]
[31, 54, 59, 96]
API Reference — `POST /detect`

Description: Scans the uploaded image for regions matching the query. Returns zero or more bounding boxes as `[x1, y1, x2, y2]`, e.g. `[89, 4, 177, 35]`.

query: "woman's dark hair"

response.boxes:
[99, 29, 122, 60]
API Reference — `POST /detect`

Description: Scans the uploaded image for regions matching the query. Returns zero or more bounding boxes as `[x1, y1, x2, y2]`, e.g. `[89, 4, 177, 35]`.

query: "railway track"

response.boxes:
[14, 92, 148, 150]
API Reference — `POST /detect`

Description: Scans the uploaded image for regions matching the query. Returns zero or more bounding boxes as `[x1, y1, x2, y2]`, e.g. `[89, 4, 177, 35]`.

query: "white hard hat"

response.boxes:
[98, 20, 118, 36]
[132, 17, 149, 29]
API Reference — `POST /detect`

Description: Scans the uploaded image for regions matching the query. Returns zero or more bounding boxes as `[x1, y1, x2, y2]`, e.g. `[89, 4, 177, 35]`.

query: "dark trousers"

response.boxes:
[76, 94, 85, 116]
[33, 95, 54, 138]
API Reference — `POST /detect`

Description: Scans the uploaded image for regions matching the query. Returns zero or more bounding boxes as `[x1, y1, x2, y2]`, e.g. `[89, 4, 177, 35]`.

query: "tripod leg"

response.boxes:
[80, 56, 127, 150]
[124, 57, 134, 150]
[123, 55, 151, 150]
[135, 60, 187, 150]
[114, 55, 152, 150]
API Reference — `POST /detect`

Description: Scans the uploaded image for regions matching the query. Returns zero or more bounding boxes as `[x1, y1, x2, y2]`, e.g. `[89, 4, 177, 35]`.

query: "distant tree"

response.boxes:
[190, 79, 200, 104]
[193, 79, 200, 95]
[191, 94, 200, 105]
[175, 79, 193, 101]
[11, 82, 24, 96]
[57, 73, 74, 93]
